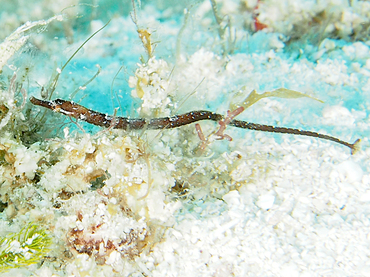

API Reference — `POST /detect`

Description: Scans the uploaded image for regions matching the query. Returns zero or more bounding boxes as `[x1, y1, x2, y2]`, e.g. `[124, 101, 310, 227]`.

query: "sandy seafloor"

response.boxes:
[1, 0, 370, 276]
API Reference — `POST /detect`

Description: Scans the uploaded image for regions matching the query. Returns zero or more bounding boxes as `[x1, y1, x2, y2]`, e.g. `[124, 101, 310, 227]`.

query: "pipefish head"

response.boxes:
[30, 97, 81, 117]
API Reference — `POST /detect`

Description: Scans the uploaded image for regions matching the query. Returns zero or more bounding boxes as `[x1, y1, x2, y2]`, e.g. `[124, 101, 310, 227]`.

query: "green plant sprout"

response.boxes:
[0, 224, 51, 272]
[229, 87, 323, 111]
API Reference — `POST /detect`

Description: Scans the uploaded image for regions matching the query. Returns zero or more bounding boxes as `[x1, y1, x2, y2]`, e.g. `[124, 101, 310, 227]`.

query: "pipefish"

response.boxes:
[29, 96, 360, 154]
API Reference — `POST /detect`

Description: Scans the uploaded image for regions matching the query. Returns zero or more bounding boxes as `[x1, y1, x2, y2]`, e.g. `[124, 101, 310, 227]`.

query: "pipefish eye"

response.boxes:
[53, 99, 67, 105]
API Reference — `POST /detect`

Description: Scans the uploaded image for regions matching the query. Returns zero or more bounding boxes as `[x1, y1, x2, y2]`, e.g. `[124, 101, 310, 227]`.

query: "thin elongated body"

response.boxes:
[29, 96, 360, 153]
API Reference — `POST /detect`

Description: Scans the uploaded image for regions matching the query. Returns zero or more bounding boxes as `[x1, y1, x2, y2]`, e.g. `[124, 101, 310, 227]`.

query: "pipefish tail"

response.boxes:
[29, 96, 360, 154]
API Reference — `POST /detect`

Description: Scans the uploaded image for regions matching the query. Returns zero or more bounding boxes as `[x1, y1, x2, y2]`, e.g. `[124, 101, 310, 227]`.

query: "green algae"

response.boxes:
[0, 224, 51, 272]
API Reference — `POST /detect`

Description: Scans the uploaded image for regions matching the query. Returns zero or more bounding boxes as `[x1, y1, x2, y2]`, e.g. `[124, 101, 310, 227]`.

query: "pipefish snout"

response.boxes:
[29, 96, 360, 154]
